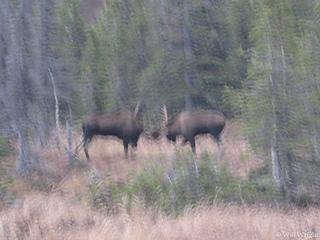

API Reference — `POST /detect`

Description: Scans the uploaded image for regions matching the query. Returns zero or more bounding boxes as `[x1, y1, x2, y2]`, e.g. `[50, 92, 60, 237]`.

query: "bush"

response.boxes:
[0, 135, 11, 158]
[86, 151, 281, 215]
[0, 135, 14, 205]
[86, 171, 123, 214]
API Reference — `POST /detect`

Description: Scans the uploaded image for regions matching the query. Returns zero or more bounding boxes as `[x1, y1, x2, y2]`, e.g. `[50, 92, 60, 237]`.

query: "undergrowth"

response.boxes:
[87, 150, 281, 215]
[0, 136, 14, 206]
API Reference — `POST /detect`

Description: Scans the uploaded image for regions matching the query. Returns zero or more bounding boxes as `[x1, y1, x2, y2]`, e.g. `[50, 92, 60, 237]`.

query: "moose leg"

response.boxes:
[129, 142, 137, 160]
[211, 133, 224, 161]
[212, 133, 222, 148]
[189, 137, 199, 175]
[130, 141, 138, 152]
[84, 137, 92, 161]
[182, 137, 189, 145]
[189, 137, 196, 154]
[123, 140, 129, 159]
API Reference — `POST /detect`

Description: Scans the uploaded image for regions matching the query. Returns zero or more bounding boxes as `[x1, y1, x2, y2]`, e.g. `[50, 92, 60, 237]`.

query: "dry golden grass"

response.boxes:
[1, 121, 292, 240]
[1, 121, 263, 207]
[70, 120, 262, 181]
[11, 120, 259, 191]
[1, 194, 320, 240]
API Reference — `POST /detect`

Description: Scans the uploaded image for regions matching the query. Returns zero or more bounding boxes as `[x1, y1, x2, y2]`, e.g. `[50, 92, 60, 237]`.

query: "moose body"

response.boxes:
[81, 110, 143, 160]
[165, 110, 226, 153]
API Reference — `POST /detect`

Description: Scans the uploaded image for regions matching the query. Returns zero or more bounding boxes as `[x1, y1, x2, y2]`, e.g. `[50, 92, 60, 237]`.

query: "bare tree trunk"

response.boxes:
[48, 67, 60, 132]
[48, 67, 60, 150]
[66, 120, 74, 165]
[266, 28, 285, 193]
[66, 104, 74, 165]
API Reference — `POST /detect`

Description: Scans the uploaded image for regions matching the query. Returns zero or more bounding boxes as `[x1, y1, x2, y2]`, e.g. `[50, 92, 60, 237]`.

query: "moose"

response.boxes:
[158, 105, 226, 153]
[77, 103, 144, 160]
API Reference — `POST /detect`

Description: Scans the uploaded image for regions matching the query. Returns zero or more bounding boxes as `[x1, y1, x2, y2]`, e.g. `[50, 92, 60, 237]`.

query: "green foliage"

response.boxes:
[86, 152, 280, 215]
[222, 85, 242, 117]
[0, 136, 11, 158]
[87, 172, 123, 214]
[54, 0, 252, 123]
[0, 136, 14, 203]
[238, 0, 320, 201]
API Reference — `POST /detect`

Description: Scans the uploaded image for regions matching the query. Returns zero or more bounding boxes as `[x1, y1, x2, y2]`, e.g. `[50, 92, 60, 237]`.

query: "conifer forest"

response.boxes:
[0, 0, 320, 239]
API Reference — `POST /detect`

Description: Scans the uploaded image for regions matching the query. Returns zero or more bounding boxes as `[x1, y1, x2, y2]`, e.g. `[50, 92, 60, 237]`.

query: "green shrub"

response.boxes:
[0, 135, 14, 204]
[0, 135, 11, 158]
[86, 152, 281, 215]
[86, 172, 123, 214]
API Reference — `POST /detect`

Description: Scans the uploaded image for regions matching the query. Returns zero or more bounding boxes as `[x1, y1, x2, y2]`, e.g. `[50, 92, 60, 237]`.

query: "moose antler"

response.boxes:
[134, 100, 141, 118]
[161, 104, 168, 127]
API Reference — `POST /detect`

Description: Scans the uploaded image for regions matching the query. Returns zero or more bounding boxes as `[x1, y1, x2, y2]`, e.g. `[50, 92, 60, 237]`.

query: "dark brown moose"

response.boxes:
[79, 106, 143, 160]
[160, 105, 226, 153]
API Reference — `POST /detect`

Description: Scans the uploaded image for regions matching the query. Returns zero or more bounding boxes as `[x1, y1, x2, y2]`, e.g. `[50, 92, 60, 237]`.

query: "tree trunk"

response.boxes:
[48, 67, 61, 150]
[66, 120, 74, 165]
[266, 28, 285, 193]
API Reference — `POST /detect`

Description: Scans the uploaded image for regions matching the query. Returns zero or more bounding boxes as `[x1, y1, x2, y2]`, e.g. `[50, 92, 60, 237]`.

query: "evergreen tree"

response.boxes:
[240, 0, 320, 200]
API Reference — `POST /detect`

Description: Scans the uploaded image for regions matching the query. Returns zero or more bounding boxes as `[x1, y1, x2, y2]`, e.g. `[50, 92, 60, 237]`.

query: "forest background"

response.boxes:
[1, 1, 320, 237]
